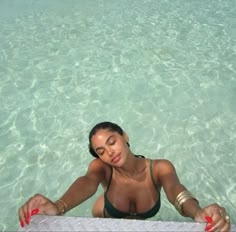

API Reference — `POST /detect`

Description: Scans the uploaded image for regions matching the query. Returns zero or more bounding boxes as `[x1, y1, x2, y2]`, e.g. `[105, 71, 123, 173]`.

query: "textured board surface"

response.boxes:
[18, 215, 236, 231]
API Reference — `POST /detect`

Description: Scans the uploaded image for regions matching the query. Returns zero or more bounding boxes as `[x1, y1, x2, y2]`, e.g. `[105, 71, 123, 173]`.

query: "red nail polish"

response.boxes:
[205, 224, 212, 231]
[31, 208, 39, 216]
[20, 220, 24, 228]
[205, 216, 213, 223]
[26, 212, 30, 224]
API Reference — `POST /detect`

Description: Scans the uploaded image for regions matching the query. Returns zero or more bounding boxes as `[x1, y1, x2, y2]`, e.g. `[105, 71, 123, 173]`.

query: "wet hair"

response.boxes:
[88, 121, 129, 158]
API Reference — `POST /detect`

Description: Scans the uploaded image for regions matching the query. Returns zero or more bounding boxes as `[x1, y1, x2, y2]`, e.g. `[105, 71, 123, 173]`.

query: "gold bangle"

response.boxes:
[174, 190, 199, 216]
[55, 199, 68, 215]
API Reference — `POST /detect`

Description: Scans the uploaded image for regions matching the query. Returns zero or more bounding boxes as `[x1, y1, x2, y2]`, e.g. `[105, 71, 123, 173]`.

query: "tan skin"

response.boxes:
[18, 129, 230, 232]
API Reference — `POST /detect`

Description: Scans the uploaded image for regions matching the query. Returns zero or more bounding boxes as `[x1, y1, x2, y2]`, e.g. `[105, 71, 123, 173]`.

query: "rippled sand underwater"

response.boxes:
[0, 0, 235, 231]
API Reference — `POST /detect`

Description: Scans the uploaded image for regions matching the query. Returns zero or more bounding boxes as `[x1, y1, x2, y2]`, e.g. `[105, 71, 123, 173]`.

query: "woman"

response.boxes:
[18, 121, 230, 231]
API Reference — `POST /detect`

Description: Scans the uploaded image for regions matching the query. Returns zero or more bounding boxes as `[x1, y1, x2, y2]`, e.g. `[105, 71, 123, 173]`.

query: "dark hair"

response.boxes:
[88, 121, 129, 158]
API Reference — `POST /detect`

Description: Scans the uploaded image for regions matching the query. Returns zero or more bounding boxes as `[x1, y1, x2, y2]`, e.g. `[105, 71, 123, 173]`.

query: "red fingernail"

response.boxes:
[205, 216, 213, 223]
[26, 212, 30, 224]
[31, 208, 39, 216]
[205, 224, 212, 231]
[20, 220, 24, 228]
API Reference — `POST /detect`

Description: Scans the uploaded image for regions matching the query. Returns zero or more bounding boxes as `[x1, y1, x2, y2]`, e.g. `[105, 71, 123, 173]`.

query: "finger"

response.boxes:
[219, 221, 231, 232]
[19, 195, 41, 226]
[205, 216, 213, 224]
[31, 208, 40, 216]
[204, 216, 214, 232]
[211, 216, 227, 232]
[219, 206, 226, 212]
[19, 200, 31, 225]
[218, 210, 230, 232]
[18, 207, 26, 228]
[26, 195, 43, 223]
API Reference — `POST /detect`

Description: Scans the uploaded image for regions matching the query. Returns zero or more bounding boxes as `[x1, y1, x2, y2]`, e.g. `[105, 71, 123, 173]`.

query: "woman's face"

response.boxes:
[91, 129, 129, 166]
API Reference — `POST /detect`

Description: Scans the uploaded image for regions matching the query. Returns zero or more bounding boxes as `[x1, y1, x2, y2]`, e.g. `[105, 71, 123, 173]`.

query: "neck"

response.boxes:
[114, 153, 145, 177]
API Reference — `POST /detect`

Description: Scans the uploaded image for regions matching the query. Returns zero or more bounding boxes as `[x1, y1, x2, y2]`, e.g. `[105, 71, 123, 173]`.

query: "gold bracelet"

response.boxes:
[54, 199, 68, 215]
[174, 190, 199, 216]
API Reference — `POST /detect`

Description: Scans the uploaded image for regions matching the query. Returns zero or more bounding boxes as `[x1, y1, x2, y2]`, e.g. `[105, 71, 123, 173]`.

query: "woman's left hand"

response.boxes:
[194, 203, 230, 232]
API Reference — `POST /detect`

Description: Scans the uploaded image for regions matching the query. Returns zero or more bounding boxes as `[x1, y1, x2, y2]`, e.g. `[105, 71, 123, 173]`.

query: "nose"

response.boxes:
[107, 147, 115, 157]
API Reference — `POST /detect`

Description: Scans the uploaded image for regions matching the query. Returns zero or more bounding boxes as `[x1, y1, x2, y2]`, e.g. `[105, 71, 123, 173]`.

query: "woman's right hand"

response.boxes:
[18, 193, 58, 228]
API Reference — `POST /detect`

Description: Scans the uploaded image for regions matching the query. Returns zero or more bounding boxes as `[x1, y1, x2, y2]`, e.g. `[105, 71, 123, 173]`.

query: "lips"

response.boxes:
[111, 154, 121, 163]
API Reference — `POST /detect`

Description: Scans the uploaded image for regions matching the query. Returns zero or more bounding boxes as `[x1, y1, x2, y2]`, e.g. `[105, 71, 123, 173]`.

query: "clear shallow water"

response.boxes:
[0, 0, 235, 231]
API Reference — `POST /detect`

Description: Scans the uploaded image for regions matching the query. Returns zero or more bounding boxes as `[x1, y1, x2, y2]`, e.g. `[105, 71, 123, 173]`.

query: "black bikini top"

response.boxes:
[104, 159, 161, 218]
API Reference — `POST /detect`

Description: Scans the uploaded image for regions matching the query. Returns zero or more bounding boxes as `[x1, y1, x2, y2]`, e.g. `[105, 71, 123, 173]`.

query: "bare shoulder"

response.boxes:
[86, 158, 111, 181]
[151, 159, 177, 175]
[87, 158, 109, 172]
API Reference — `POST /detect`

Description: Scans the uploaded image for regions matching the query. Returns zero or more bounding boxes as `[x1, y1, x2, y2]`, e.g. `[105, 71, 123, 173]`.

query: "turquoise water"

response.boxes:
[0, 0, 235, 231]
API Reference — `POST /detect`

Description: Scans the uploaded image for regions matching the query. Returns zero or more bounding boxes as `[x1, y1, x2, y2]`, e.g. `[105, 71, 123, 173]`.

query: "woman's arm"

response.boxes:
[156, 159, 200, 218]
[155, 159, 230, 232]
[18, 159, 106, 227]
[57, 159, 106, 213]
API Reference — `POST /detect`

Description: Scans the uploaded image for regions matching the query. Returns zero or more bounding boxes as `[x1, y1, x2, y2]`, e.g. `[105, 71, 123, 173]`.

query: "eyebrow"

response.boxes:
[95, 135, 115, 152]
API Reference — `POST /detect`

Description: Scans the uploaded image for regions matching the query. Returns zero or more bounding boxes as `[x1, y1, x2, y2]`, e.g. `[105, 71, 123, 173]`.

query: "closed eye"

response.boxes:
[95, 135, 116, 156]
[96, 148, 104, 156]
[108, 140, 115, 145]
[107, 136, 116, 145]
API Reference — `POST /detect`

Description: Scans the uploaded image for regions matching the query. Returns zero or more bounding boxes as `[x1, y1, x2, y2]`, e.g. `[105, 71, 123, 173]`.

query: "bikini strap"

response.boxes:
[105, 166, 113, 194]
[150, 160, 160, 192]
[103, 166, 113, 217]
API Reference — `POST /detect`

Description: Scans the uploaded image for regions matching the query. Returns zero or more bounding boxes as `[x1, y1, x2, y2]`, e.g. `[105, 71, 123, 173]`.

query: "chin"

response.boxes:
[112, 158, 124, 167]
